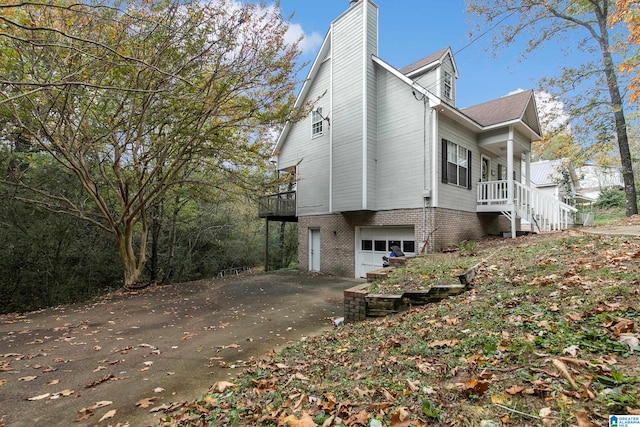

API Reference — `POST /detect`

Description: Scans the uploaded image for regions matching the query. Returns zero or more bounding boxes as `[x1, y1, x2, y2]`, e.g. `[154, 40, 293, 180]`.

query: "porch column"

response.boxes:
[507, 137, 516, 238]
[525, 152, 531, 187]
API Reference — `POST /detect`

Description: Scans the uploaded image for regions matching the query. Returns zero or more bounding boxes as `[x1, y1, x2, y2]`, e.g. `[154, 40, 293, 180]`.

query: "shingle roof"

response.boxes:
[399, 47, 449, 75]
[460, 90, 533, 127]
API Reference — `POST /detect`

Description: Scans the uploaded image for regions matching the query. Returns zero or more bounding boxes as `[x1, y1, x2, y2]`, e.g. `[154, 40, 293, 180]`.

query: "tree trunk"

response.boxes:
[117, 219, 148, 289]
[163, 194, 181, 283]
[149, 203, 162, 282]
[597, 8, 638, 216]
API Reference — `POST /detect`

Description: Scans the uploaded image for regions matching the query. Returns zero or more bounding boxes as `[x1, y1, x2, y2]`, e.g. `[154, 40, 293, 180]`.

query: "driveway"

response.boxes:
[0, 271, 361, 427]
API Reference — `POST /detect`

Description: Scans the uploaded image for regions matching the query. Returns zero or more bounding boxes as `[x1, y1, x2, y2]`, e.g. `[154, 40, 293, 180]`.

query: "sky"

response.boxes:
[272, 0, 582, 110]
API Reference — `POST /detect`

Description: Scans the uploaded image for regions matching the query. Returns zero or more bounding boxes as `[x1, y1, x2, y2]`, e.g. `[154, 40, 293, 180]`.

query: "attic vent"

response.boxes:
[349, 0, 360, 6]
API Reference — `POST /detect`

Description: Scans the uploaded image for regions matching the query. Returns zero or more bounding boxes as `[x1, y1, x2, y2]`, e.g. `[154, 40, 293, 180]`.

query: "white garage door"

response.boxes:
[356, 227, 416, 278]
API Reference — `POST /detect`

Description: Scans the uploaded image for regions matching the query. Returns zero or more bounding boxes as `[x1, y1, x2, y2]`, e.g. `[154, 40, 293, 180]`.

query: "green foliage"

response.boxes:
[0, 0, 301, 286]
[421, 399, 441, 420]
[595, 187, 626, 208]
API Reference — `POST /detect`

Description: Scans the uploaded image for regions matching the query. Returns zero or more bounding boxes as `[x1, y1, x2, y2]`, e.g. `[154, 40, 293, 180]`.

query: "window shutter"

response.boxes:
[441, 139, 448, 184]
[467, 151, 472, 190]
[498, 164, 503, 180]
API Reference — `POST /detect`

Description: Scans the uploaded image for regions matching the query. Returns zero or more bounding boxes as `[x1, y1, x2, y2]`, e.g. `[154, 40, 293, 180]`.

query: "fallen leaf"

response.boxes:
[575, 410, 597, 427]
[459, 378, 490, 396]
[553, 358, 578, 390]
[19, 376, 38, 382]
[85, 373, 114, 388]
[610, 318, 634, 336]
[75, 408, 94, 421]
[539, 407, 552, 418]
[0, 379, 7, 387]
[490, 394, 507, 404]
[390, 407, 411, 424]
[98, 409, 116, 422]
[136, 397, 156, 408]
[278, 412, 316, 427]
[208, 381, 235, 393]
[89, 400, 113, 410]
[27, 393, 50, 401]
[153, 387, 165, 393]
[149, 403, 171, 413]
[48, 379, 60, 385]
[563, 345, 580, 357]
[354, 409, 370, 424]
[505, 385, 525, 395]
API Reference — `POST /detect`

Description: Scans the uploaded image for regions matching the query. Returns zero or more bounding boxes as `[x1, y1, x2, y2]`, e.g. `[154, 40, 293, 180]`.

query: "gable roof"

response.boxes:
[399, 47, 458, 78]
[461, 90, 532, 127]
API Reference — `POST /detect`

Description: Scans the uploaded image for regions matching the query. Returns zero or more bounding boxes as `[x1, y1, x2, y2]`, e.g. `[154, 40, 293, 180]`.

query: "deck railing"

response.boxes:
[258, 191, 296, 218]
[477, 180, 577, 231]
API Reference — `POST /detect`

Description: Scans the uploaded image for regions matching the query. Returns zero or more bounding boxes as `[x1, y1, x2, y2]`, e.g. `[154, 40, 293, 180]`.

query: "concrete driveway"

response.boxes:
[0, 271, 361, 427]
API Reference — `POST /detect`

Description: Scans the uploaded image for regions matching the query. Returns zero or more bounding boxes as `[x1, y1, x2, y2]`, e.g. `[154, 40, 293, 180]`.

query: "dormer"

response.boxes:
[399, 47, 459, 107]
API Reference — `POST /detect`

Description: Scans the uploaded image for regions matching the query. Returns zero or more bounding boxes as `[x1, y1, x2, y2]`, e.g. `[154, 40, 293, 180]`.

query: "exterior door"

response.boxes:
[480, 155, 490, 204]
[309, 229, 320, 272]
[481, 155, 490, 182]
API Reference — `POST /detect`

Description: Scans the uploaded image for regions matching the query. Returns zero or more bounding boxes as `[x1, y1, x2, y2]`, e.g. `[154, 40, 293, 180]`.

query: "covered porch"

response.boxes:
[476, 130, 576, 235]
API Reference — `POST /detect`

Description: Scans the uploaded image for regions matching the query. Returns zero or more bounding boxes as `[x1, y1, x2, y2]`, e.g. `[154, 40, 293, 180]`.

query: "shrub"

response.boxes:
[594, 187, 626, 208]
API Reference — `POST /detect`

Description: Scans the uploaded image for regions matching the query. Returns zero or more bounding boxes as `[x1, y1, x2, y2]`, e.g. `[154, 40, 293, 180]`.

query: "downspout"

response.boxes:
[329, 30, 334, 214]
[431, 108, 439, 207]
[421, 96, 430, 251]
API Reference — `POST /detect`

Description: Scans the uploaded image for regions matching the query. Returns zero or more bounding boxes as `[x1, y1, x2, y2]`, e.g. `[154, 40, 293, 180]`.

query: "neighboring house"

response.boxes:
[260, 0, 575, 278]
[529, 159, 580, 204]
[529, 159, 625, 203]
[576, 163, 624, 201]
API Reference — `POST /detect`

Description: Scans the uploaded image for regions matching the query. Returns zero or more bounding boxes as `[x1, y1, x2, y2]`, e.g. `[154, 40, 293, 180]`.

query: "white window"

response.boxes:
[312, 108, 324, 137]
[442, 139, 471, 188]
[444, 71, 452, 99]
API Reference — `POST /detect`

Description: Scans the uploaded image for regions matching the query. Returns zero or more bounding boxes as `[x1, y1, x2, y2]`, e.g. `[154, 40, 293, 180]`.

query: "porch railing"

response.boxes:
[477, 180, 577, 231]
[258, 191, 296, 219]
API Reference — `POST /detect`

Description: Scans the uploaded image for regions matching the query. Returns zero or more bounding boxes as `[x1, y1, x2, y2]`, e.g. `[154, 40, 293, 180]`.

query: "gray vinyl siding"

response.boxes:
[437, 116, 478, 212]
[375, 68, 428, 210]
[278, 60, 331, 216]
[413, 72, 437, 96]
[514, 129, 532, 154]
[441, 56, 456, 106]
[331, 1, 367, 212]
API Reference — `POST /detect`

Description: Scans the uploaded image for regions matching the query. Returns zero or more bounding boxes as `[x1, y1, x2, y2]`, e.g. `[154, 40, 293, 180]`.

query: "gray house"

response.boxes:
[262, 0, 575, 278]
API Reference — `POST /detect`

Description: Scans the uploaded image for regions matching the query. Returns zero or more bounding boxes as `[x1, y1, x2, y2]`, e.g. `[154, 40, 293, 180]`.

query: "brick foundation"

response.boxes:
[298, 208, 514, 278]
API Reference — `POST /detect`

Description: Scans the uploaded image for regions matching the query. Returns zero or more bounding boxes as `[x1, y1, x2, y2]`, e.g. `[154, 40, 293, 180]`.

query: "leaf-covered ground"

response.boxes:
[163, 221, 640, 427]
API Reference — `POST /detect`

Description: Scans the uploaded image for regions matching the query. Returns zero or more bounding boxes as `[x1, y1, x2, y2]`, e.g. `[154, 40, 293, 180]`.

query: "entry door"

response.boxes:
[480, 155, 490, 204]
[481, 155, 490, 182]
[309, 229, 320, 272]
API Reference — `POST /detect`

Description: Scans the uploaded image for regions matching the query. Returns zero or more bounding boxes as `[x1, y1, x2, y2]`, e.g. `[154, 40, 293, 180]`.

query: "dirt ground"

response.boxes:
[0, 271, 361, 427]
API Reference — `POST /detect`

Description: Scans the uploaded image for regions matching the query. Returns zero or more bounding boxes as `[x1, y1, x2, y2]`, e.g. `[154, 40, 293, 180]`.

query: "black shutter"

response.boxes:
[498, 164, 503, 180]
[467, 150, 472, 190]
[441, 139, 448, 184]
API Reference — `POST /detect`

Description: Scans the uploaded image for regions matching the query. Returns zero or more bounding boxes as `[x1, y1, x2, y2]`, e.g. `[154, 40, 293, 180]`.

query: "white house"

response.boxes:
[260, 0, 575, 278]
